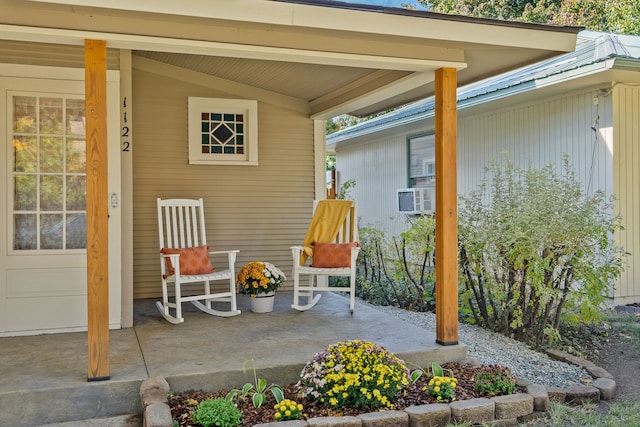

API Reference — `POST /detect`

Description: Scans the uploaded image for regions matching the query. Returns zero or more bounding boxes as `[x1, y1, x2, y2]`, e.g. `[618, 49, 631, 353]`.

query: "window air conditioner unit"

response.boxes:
[397, 187, 435, 214]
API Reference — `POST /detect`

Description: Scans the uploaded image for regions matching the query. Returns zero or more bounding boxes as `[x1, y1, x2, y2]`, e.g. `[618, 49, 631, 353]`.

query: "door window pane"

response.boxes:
[14, 214, 37, 250]
[66, 99, 86, 136]
[40, 175, 64, 211]
[66, 138, 86, 173]
[66, 213, 87, 249]
[40, 137, 64, 173]
[39, 97, 63, 134]
[14, 175, 37, 210]
[41, 213, 64, 250]
[13, 96, 37, 133]
[66, 176, 86, 211]
[13, 136, 37, 172]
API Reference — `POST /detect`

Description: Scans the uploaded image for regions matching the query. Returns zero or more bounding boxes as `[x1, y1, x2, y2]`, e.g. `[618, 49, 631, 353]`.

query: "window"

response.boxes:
[188, 97, 258, 165]
[408, 133, 435, 187]
[11, 94, 86, 251]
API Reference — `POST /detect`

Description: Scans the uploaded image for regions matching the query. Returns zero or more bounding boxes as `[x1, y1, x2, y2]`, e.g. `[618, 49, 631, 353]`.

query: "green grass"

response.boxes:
[610, 313, 640, 342]
[540, 400, 640, 426]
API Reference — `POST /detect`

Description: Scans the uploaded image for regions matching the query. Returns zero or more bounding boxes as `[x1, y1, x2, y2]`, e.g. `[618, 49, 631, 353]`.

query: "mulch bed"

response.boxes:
[169, 362, 513, 426]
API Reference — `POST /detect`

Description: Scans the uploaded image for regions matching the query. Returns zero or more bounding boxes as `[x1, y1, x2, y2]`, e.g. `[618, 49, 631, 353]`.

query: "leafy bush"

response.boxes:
[356, 215, 436, 311]
[190, 398, 243, 427]
[459, 155, 625, 345]
[273, 398, 303, 421]
[473, 365, 517, 396]
[296, 340, 411, 409]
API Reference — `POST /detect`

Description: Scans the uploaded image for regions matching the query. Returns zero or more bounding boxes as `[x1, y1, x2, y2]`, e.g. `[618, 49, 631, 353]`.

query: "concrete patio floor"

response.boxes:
[0, 291, 466, 426]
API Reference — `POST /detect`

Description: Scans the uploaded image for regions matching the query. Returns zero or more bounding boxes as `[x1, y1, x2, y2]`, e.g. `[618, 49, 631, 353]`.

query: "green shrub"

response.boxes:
[297, 340, 411, 409]
[473, 365, 517, 396]
[357, 215, 436, 311]
[190, 398, 243, 427]
[459, 155, 625, 345]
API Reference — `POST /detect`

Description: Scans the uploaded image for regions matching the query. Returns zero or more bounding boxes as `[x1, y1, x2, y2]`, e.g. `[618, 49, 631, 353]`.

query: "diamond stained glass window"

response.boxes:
[200, 112, 245, 155]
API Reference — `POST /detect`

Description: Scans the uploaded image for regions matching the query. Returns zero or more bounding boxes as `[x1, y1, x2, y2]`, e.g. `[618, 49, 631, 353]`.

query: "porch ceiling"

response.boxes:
[3, 0, 582, 118]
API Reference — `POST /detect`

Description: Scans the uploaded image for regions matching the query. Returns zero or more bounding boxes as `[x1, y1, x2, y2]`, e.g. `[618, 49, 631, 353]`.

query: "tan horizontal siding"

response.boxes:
[132, 69, 314, 298]
[0, 40, 119, 69]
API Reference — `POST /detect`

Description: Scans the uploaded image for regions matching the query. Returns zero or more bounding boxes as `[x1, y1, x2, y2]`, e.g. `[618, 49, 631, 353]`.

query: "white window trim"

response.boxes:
[188, 97, 258, 166]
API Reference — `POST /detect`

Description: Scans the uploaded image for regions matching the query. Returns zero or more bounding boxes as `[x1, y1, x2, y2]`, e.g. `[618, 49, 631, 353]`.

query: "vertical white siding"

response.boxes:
[613, 85, 640, 302]
[336, 136, 410, 237]
[132, 69, 315, 298]
[458, 89, 613, 199]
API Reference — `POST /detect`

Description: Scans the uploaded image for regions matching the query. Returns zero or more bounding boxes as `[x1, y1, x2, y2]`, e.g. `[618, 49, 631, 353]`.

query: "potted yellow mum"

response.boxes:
[237, 261, 286, 313]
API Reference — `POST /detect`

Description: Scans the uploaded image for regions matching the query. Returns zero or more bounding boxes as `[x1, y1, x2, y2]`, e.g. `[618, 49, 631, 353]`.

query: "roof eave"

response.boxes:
[327, 55, 640, 147]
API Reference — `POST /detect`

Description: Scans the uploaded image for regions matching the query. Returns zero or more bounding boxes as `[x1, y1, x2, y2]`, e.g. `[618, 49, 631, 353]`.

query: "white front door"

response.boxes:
[0, 65, 121, 336]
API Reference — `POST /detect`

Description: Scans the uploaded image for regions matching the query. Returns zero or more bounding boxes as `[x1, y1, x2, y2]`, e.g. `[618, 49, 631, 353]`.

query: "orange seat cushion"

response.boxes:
[311, 242, 359, 268]
[160, 245, 216, 276]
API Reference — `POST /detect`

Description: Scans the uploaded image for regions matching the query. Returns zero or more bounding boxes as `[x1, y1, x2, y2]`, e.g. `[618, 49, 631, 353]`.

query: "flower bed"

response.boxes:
[167, 362, 511, 426]
[139, 346, 615, 427]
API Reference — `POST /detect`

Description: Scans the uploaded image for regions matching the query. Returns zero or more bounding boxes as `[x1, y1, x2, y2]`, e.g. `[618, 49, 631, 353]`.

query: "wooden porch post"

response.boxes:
[85, 39, 110, 381]
[435, 67, 459, 345]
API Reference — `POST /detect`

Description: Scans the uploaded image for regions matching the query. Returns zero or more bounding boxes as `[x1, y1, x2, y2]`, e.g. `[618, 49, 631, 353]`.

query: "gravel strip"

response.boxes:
[364, 301, 592, 388]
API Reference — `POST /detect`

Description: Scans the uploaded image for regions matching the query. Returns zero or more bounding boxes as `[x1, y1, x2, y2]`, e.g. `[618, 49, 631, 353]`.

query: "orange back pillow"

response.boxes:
[311, 242, 359, 268]
[160, 245, 216, 276]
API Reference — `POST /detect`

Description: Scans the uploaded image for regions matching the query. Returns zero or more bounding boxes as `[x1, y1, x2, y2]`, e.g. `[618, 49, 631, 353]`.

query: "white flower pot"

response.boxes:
[250, 291, 275, 313]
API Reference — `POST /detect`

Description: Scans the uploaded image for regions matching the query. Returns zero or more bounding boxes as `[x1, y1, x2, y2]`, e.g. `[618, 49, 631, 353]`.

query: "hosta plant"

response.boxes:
[296, 339, 411, 409]
[226, 359, 284, 408]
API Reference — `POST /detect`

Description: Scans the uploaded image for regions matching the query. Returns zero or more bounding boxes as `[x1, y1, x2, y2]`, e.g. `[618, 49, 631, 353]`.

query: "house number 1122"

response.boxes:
[122, 96, 130, 152]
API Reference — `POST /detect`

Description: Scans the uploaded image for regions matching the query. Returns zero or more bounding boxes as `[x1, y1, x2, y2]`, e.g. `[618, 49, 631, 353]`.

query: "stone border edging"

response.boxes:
[140, 352, 616, 427]
[614, 304, 640, 315]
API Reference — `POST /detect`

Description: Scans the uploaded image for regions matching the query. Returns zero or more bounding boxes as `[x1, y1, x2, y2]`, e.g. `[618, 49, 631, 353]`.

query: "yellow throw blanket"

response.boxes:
[300, 200, 353, 265]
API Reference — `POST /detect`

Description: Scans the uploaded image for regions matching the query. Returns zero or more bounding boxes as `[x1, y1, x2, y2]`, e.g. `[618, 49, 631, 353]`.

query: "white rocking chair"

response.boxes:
[156, 198, 241, 324]
[291, 200, 360, 313]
